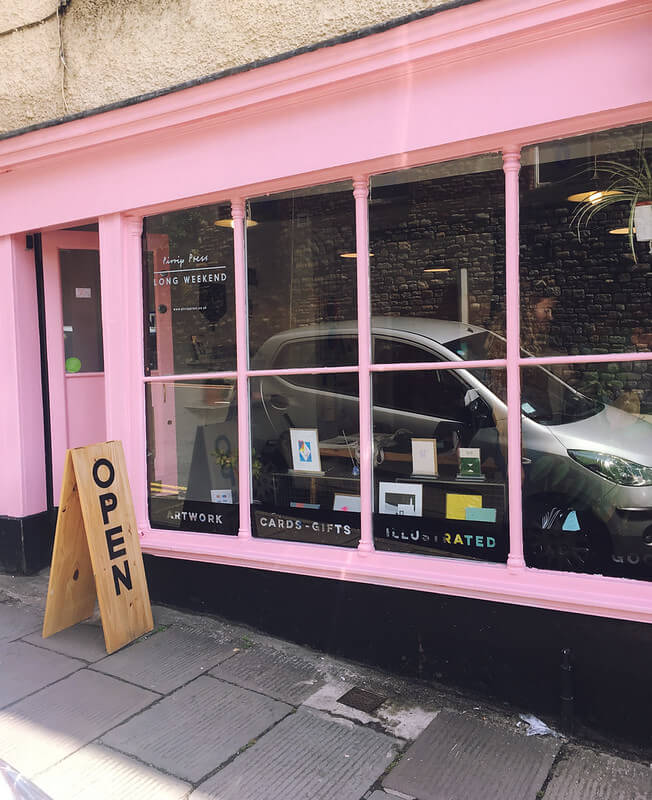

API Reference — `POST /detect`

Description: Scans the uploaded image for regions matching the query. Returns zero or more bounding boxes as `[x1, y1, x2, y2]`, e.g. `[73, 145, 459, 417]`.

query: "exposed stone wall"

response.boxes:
[369, 168, 506, 333]
[248, 190, 358, 355]
[0, 0, 454, 134]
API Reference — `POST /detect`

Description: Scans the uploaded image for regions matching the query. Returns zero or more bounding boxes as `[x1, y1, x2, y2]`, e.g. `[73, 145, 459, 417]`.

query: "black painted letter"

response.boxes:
[105, 525, 126, 559]
[99, 493, 117, 525]
[112, 561, 132, 596]
[92, 458, 115, 489]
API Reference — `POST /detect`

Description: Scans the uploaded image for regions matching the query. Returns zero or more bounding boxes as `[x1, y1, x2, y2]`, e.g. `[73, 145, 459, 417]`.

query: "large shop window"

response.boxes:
[520, 123, 651, 581]
[520, 124, 651, 357]
[143, 204, 239, 533]
[368, 155, 508, 562]
[141, 124, 651, 583]
[248, 182, 361, 545]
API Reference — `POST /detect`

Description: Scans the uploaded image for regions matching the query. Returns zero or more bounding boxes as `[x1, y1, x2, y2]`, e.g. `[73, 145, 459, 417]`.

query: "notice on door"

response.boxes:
[43, 441, 154, 654]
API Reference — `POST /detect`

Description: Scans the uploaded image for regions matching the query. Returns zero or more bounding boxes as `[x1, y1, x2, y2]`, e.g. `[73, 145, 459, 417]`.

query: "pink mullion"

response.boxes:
[144, 371, 238, 382]
[520, 352, 652, 366]
[353, 176, 374, 554]
[249, 365, 360, 378]
[503, 148, 525, 570]
[370, 359, 507, 372]
[125, 215, 149, 533]
[232, 199, 252, 539]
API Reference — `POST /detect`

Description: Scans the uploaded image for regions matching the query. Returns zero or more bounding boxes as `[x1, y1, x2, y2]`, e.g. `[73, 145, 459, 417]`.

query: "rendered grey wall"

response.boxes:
[0, 0, 453, 134]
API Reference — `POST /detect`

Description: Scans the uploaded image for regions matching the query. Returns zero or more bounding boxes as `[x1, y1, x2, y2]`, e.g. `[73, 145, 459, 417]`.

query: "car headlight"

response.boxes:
[568, 450, 652, 487]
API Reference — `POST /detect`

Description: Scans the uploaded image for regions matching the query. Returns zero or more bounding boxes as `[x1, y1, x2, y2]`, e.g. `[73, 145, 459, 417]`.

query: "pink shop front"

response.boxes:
[1, 0, 651, 738]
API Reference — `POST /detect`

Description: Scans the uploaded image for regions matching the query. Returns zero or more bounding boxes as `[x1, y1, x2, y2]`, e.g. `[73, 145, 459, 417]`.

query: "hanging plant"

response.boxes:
[570, 148, 651, 262]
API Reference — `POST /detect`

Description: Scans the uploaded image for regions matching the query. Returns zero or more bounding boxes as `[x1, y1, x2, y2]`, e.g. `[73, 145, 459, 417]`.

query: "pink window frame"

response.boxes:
[141, 142, 652, 624]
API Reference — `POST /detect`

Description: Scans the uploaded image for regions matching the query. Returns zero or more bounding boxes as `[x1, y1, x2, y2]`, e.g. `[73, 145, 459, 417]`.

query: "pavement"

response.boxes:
[0, 570, 650, 800]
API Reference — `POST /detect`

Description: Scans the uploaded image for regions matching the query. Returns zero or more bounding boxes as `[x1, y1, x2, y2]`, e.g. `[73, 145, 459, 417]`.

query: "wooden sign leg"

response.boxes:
[43, 452, 97, 638]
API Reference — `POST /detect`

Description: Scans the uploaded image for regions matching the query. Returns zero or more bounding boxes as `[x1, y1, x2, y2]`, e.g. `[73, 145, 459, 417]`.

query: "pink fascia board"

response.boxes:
[0, 4, 650, 235]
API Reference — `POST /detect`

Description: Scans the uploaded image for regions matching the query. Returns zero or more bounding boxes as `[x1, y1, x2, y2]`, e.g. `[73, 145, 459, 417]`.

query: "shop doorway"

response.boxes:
[41, 229, 106, 504]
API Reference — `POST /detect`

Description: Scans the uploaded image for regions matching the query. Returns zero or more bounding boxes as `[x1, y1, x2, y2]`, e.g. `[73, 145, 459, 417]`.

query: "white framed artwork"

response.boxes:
[411, 438, 438, 476]
[289, 428, 323, 473]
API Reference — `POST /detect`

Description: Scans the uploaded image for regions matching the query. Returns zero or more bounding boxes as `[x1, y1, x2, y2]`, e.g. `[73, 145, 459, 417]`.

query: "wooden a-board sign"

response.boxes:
[43, 441, 154, 654]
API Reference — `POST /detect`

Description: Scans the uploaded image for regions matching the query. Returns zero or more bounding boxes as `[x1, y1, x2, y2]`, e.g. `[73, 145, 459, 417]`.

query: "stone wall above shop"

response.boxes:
[0, 0, 457, 135]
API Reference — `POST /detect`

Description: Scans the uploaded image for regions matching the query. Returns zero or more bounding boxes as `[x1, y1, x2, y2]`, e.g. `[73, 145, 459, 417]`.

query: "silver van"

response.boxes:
[251, 317, 652, 576]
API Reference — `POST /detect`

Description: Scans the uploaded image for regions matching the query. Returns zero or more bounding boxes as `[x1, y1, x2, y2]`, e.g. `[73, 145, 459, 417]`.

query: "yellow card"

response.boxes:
[446, 493, 482, 521]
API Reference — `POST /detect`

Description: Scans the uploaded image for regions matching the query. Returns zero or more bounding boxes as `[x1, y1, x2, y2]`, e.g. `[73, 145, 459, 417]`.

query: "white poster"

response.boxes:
[211, 489, 233, 504]
[379, 482, 422, 517]
[333, 494, 361, 512]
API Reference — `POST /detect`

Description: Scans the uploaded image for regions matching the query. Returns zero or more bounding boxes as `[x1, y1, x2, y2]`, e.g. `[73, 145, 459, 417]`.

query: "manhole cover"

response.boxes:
[337, 687, 387, 714]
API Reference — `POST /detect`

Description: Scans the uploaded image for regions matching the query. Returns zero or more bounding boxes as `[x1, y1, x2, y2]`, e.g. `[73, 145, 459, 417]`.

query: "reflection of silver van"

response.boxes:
[252, 318, 652, 576]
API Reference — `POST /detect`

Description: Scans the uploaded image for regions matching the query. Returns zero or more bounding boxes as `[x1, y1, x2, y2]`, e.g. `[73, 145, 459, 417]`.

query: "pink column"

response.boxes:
[232, 199, 251, 538]
[99, 214, 148, 529]
[0, 235, 46, 517]
[353, 177, 374, 554]
[503, 148, 525, 570]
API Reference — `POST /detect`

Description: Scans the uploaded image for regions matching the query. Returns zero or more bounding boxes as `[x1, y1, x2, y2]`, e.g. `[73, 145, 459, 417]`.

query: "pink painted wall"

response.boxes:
[0, 235, 46, 517]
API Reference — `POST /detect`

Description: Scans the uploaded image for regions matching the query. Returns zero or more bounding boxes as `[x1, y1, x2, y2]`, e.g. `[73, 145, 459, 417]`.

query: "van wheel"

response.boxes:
[524, 495, 611, 574]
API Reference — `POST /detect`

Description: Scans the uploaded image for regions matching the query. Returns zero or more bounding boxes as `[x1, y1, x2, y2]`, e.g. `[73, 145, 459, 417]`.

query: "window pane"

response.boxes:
[372, 367, 507, 562]
[143, 203, 236, 375]
[251, 374, 360, 546]
[370, 153, 505, 363]
[248, 182, 357, 368]
[60, 249, 103, 373]
[520, 123, 651, 357]
[146, 380, 238, 534]
[522, 361, 652, 580]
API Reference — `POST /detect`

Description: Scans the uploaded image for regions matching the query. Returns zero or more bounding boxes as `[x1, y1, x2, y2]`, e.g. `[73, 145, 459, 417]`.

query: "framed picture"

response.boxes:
[411, 438, 438, 476]
[289, 428, 323, 473]
[457, 447, 483, 480]
[210, 489, 233, 504]
[379, 482, 422, 517]
[333, 494, 361, 513]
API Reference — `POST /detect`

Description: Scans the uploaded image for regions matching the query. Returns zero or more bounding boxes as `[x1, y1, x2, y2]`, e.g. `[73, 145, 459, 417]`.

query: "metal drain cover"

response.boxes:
[337, 687, 387, 714]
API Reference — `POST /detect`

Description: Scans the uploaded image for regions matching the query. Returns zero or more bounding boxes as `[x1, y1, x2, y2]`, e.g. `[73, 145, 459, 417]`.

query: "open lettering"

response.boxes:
[92, 458, 133, 597]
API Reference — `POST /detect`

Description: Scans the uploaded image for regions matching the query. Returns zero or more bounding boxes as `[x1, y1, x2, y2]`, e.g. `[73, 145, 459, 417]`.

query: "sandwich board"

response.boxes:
[43, 441, 154, 654]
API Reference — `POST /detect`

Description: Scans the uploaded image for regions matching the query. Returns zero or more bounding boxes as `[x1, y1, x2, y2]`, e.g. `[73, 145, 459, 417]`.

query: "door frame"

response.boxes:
[41, 230, 101, 505]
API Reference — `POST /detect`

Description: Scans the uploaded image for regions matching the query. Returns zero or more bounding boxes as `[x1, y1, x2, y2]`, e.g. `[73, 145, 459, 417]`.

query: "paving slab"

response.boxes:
[0, 640, 84, 708]
[102, 674, 291, 783]
[383, 710, 560, 800]
[209, 644, 324, 704]
[192, 706, 400, 800]
[34, 743, 190, 800]
[23, 622, 108, 662]
[0, 604, 42, 643]
[0, 668, 157, 778]
[543, 745, 652, 800]
[93, 627, 239, 692]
